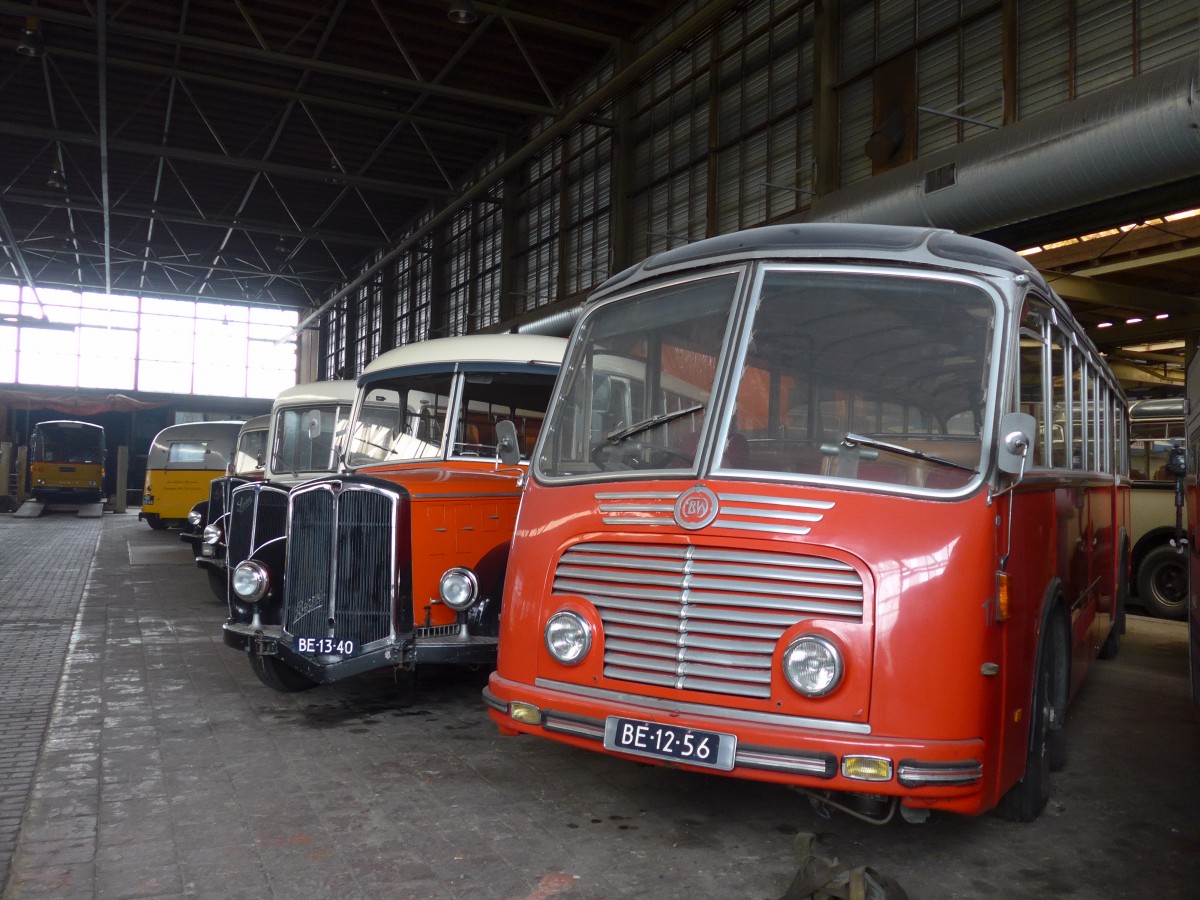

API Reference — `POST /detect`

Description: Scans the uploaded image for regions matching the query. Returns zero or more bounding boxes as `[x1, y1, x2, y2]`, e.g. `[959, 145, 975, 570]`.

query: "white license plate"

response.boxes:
[293, 636, 356, 657]
[603, 716, 736, 770]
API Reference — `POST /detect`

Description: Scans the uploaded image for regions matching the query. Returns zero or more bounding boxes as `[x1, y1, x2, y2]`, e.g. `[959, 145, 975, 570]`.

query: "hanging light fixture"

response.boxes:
[16, 17, 44, 57]
[447, 0, 478, 25]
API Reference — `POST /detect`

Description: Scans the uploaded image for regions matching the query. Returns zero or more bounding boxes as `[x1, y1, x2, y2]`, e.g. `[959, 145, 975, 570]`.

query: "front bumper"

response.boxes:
[224, 621, 499, 683]
[484, 674, 989, 814]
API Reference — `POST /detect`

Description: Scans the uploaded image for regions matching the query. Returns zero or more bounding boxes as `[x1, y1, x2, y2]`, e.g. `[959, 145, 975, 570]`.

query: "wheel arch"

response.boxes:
[1024, 579, 1071, 755]
[1132, 525, 1175, 572]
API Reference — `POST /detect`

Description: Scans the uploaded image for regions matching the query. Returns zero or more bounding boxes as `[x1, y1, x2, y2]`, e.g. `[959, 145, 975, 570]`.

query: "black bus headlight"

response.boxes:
[231, 560, 270, 605]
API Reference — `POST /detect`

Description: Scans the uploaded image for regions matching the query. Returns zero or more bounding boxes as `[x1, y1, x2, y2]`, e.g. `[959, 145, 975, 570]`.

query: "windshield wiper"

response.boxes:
[841, 433, 977, 473]
[604, 403, 705, 444]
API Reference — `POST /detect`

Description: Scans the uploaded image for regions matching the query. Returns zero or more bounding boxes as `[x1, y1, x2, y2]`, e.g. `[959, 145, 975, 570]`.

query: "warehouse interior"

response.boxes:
[1, 4, 1198, 899]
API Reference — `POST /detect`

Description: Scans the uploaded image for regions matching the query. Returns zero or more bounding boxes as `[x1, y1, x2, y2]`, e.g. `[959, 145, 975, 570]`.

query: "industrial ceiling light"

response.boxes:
[447, 0, 478, 25]
[16, 17, 44, 57]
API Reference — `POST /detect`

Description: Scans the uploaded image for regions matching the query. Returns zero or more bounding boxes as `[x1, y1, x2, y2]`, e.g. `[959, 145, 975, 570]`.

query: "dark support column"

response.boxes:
[811, 0, 839, 197]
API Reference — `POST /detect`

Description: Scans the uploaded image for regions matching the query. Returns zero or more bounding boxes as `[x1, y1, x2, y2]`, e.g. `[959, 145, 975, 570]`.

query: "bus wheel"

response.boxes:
[996, 614, 1067, 822]
[250, 655, 318, 692]
[145, 516, 167, 531]
[1137, 545, 1188, 620]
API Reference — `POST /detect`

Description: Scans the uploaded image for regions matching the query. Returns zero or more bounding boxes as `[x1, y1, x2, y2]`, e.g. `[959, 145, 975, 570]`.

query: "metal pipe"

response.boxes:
[803, 57, 1200, 234]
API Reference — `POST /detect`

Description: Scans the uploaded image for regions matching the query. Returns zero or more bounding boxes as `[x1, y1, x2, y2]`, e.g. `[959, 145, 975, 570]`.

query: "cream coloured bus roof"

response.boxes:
[362, 334, 566, 377]
[270, 379, 358, 409]
[146, 420, 244, 470]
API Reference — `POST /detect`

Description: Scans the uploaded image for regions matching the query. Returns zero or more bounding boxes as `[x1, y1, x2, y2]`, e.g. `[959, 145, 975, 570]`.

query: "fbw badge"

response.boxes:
[674, 485, 719, 530]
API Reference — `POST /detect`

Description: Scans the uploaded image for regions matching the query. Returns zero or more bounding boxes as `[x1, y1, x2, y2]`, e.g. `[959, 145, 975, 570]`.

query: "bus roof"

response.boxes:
[146, 420, 244, 468]
[34, 420, 104, 432]
[271, 380, 358, 410]
[589, 223, 1052, 303]
[361, 334, 567, 380]
[1129, 397, 1183, 420]
[238, 415, 271, 435]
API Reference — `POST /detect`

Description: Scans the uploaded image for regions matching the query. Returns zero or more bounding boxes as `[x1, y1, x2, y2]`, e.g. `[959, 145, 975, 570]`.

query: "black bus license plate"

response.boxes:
[603, 717, 736, 771]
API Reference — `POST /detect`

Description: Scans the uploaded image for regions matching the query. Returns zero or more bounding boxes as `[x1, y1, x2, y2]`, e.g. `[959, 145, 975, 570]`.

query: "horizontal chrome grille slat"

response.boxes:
[593, 490, 836, 532]
[604, 624, 778, 654]
[585, 594, 805, 628]
[604, 639, 774, 670]
[601, 611, 785, 640]
[557, 539, 864, 700]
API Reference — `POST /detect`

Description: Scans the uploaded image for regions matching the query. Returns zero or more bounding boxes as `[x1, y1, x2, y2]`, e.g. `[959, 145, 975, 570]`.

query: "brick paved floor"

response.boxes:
[0, 510, 102, 893]
[1, 511, 1198, 899]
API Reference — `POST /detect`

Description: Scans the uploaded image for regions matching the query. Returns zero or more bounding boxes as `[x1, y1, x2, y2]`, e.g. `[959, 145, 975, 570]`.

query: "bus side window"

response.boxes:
[1018, 302, 1050, 468]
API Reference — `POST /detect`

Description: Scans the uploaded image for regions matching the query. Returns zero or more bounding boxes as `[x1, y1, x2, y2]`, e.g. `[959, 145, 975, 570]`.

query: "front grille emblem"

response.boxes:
[673, 484, 718, 530]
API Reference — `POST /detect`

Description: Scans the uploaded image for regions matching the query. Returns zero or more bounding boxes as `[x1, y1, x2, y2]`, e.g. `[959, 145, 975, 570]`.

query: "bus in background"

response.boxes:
[29, 420, 106, 503]
[222, 335, 564, 693]
[485, 223, 1127, 823]
[1127, 397, 1188, 619]
[197, 381, 358, 601]
[181, 415, 270, 570]
[139, 421, 243, 530]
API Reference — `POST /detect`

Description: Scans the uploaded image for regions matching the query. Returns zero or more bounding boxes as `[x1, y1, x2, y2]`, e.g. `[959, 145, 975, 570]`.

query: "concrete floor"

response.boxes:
[2, 510, 1198, 899]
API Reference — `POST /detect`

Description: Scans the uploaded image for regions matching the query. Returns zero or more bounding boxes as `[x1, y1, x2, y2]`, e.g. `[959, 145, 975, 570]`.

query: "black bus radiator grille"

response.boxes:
[285, 485, 395, 649]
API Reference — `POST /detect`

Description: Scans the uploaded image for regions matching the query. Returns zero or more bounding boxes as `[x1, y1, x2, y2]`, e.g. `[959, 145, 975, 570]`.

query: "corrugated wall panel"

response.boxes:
[879, 0, 916, 58]
[960, 11, 1004, 139]
[839, 77, 874, 186]
[1140, 0, 1198, 71]
[917, 33, 959, 155]
[1018, 3, 1071, 116]
[1077, 0, 1134, 96]
[841, 3, 876, 80]
[917, 0, 959, 39]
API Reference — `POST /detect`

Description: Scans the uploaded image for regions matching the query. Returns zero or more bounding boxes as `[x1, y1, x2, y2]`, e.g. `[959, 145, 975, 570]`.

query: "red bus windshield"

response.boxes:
[540, 267, 994, 490]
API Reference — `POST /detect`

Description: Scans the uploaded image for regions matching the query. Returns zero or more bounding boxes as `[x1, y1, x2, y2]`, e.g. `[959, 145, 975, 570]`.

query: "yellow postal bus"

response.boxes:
[29, 420, 106, 503]
[139, 421, 243, 530]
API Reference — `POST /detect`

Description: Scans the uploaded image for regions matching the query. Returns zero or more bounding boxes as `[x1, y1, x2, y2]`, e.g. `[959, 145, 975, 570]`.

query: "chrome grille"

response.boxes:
[210, 476, 250, 540]
[285, 483, 396, 650]
[554, 541, 864, 699]
[228, 483, 287, 571]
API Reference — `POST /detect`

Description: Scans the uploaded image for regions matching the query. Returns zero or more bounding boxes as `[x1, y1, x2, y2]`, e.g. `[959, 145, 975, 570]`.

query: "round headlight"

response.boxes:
[782, 635, 843, 697]
[544, 611, 592, 665]
[187, 508, 204, 527]
[202, 523, 223, 546]
[439, 567, 479, 611]
[231, 560, 270, 604]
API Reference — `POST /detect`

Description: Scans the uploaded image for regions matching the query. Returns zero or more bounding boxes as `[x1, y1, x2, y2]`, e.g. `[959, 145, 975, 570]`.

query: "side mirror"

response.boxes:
[997, 412, 1036, 475]
[1166, 442, 1187, 479]
[305, 410, 323, 441]
[495, 420, 521, 466]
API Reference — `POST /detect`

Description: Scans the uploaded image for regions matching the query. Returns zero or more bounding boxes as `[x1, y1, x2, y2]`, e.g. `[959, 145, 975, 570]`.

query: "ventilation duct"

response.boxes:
[803, 57, 1200, 234]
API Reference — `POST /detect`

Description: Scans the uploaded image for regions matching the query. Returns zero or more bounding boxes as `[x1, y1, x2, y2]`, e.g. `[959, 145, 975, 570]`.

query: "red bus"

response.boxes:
[1185, 354, 1200, 712]
[485, 223, 1128, 823]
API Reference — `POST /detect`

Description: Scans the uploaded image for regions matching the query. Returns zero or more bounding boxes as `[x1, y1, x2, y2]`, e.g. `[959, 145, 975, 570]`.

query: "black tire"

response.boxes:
[1136, 544, 1188, 620]
[206, 567, 227, 603]
[145, 515, 167, 531]
[996, 613, 1067, 822]
[250, 654, 318, 692]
